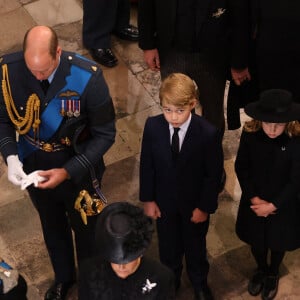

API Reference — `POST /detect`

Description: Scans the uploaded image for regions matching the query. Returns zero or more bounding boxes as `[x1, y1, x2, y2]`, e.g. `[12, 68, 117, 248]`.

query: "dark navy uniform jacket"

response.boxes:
[0, 50, 115, 185]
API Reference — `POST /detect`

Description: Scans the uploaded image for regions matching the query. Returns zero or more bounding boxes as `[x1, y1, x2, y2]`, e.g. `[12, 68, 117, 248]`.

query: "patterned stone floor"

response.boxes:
[0, 1, 300, 299]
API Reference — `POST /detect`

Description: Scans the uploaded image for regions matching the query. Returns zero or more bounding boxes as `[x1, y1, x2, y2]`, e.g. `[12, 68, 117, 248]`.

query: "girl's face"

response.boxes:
[162, 100, 196, 128]
[111, 257, 141, 279]
[262, 122, 287, 138]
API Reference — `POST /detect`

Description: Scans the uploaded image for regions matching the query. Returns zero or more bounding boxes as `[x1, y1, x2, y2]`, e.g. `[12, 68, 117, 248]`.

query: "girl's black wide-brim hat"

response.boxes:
[95, 202, 153, 264]
[245, 89, 300, 122]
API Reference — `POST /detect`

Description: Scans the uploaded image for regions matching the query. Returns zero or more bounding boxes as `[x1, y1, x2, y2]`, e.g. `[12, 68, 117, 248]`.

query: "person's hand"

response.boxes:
[143, 201, 161, 219]
[36, 168, 69, 189]
[20, 170, 47, 190]
[143, 49, 160, 71]
[250, 196, 268, 205]
[6, 155, 27, 186]
[231, 67, 251, 86]
[250, 202, 277, 217]
[191, 208, 208, 223]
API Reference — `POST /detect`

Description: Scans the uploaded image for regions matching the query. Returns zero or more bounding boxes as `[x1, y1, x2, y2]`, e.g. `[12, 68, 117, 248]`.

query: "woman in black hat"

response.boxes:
[78, 202, 175, 300]
[235, 89, 300, 300]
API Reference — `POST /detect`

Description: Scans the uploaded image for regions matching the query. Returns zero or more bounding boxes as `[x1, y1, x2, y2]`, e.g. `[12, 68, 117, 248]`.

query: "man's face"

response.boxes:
[25, 47, 61, 80]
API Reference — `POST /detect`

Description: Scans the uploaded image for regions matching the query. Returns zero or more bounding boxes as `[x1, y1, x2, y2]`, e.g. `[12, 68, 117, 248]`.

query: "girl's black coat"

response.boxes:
[235, 130, 300, 251]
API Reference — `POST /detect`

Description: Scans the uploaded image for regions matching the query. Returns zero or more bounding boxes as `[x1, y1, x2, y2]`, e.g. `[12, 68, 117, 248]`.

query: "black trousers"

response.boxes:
[82, 0, 130, 49]
[156, 211, 210, 291]
[160, 49, 227, 136]
[24, 150, 98, 283]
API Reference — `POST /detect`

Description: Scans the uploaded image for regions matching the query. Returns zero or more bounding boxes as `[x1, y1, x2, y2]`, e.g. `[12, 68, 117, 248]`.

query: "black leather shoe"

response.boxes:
[248, 269, 265, 296]
[89, 48, 118, 67]
[194, 286, 214, 300]
[261, 275, 279, 300]
[44, 282, 74, 300]
[114, 25, 139, 41]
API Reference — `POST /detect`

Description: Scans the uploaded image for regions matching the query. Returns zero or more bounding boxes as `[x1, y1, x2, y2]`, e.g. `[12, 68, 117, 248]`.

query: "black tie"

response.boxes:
[40, 79, 50, 94]
[171, 127, 180, 158]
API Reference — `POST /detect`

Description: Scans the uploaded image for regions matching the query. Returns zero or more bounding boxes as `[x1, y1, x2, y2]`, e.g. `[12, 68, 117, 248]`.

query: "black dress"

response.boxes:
[79, 257, 175, 300]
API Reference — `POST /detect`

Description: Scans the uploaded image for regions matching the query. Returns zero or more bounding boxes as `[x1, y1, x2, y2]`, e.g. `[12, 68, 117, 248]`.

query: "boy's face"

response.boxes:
[162, 101, 196, 128]
[262, 122, 286, 138]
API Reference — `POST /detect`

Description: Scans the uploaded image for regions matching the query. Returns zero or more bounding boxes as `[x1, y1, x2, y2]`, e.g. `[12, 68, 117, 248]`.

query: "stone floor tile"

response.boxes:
[0, 171, 26, 206]
[0, 0, 21, 14]
[55, 22, 84, 53]
[0, 8, 36, 55]
[104, 66, 157, 118]
[0, 196, 42, 248]
[24, 0, 82, 27]
[102, 155, 140, 203]
[104, 106, 161, 165]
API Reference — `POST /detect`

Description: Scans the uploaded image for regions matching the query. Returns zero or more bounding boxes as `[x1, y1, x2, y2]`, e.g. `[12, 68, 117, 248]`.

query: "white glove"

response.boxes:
[6, 155, 27, 186]
[21, 170, 47, 190]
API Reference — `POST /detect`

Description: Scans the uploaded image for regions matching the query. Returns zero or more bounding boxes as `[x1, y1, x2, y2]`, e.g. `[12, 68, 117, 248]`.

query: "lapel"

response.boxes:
[161, 115, 173, 152]
[156, 115, 174, 164]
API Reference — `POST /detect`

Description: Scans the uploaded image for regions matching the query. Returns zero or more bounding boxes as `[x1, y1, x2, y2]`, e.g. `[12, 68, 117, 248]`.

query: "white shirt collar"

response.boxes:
[169, 113, 192, 149]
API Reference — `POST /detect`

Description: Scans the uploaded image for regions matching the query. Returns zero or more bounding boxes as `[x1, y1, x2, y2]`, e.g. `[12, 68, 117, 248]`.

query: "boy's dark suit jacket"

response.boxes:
[140, 114, 223, 215]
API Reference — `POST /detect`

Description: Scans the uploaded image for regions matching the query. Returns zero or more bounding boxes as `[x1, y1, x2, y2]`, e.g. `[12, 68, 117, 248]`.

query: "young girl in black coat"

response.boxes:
[235, 89, 300, 300]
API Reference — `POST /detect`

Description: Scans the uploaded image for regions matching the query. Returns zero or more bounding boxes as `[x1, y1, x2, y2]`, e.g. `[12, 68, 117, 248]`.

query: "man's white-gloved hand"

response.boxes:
[7, 155, 27, 186]
[21, 170, 47, 190]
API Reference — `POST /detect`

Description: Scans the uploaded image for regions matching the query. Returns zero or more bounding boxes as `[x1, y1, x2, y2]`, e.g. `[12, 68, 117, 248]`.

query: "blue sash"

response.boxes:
[18, 62, 92, 160]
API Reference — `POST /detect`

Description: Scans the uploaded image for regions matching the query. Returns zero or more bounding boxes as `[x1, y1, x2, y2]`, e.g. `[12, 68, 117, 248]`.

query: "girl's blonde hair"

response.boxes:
[244, 119, 300, 137]
[159, 73, 199, 107]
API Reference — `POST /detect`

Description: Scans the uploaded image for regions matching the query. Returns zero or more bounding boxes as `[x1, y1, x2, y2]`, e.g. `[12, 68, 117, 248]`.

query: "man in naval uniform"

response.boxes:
[0, 26, 116, 300]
